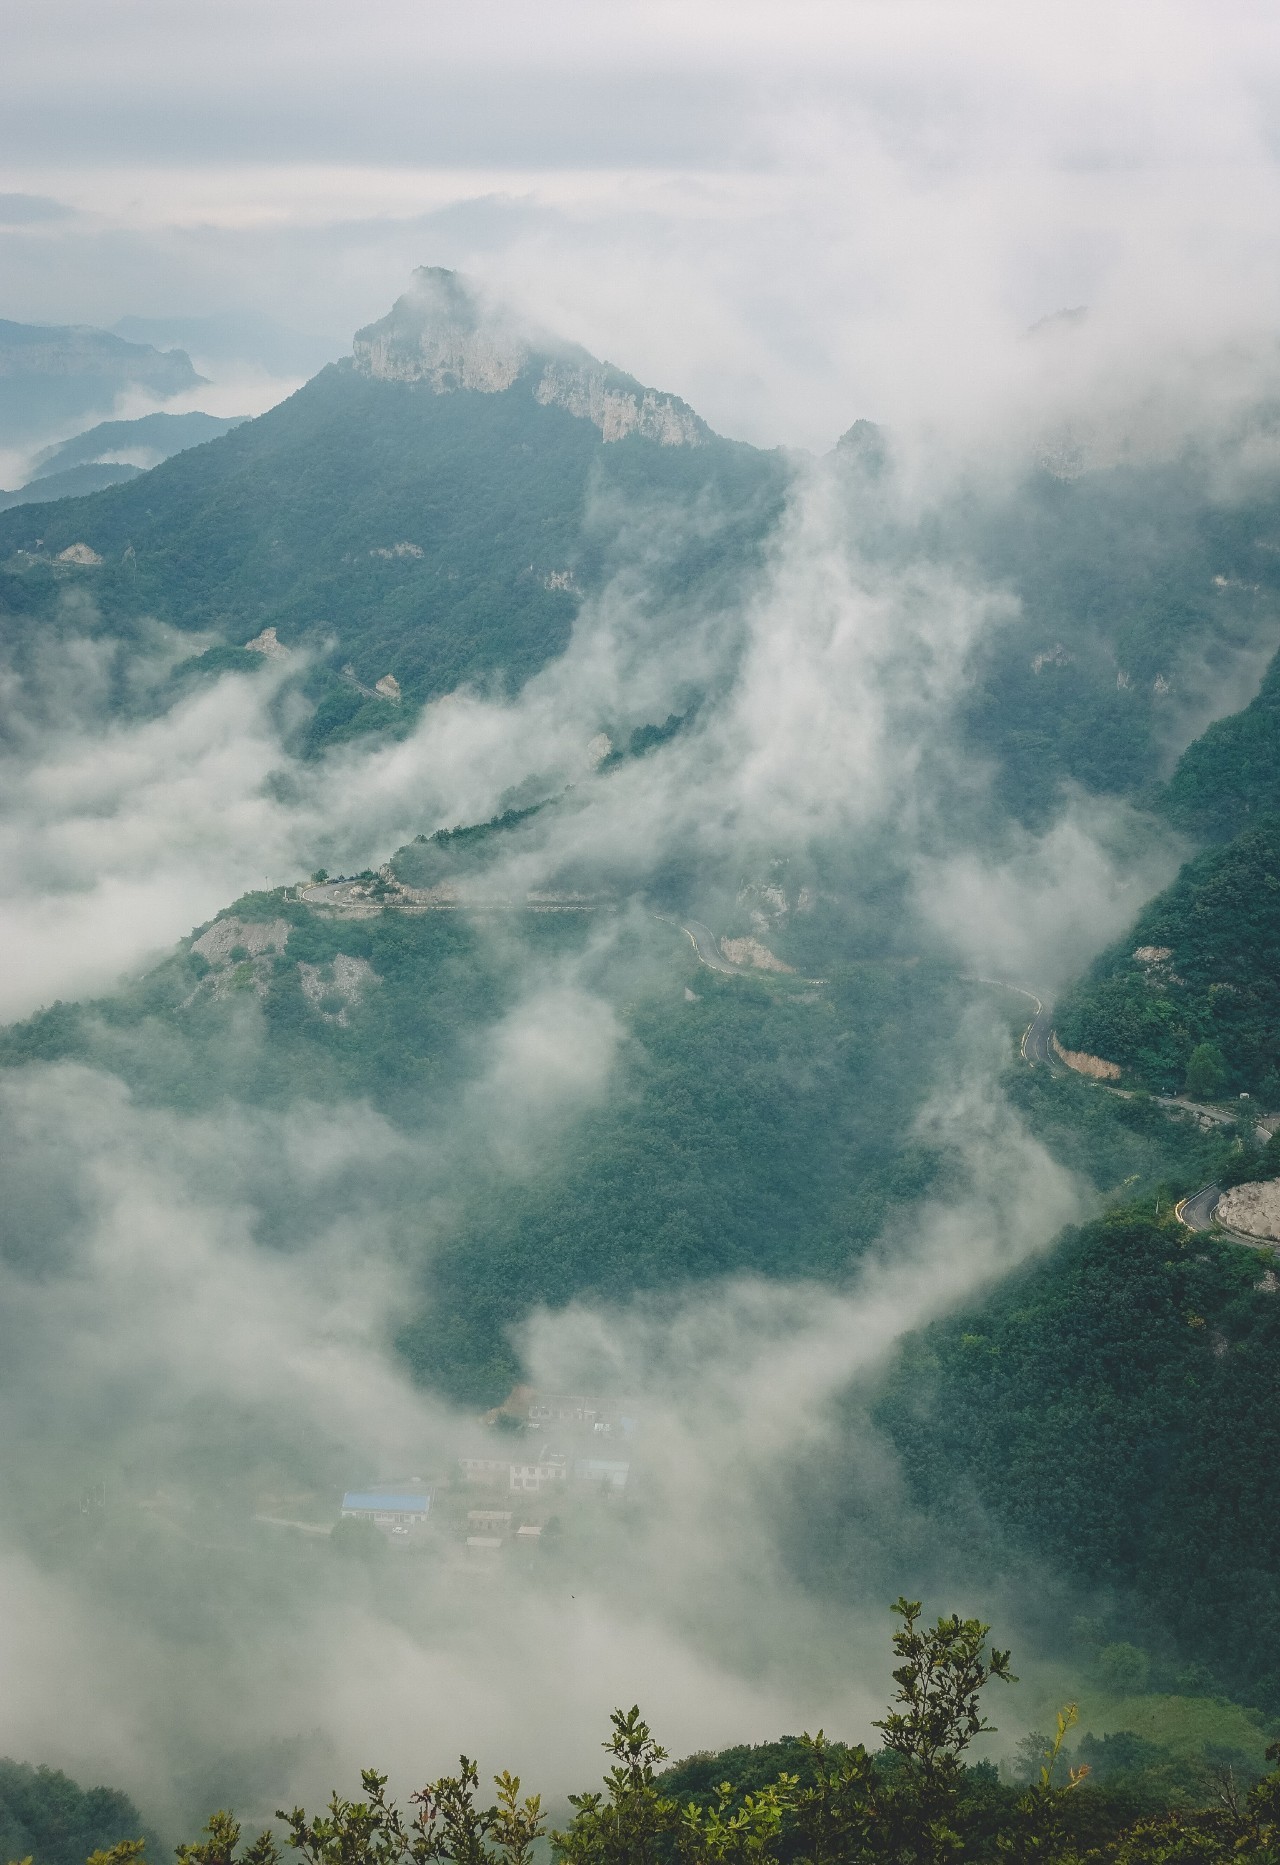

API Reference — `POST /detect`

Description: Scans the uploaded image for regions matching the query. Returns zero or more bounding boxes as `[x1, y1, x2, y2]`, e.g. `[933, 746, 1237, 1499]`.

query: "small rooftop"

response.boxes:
[342, 1491, 431, 1513]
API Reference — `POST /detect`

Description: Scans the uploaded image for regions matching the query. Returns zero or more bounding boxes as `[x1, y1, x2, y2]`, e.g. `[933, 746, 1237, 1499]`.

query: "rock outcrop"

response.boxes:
[532, 361, 704, 445]
[297, 954, 380, 1026]
[245, 626, 287, 657]
[354, 268, 528, 392]
[191, 916, 290, 965]
[720, 937, 795, 974]
[1051, 1033, 1122, 1080]
[352, 267, 708, 447]
[1217, 1179, 1280, 1243]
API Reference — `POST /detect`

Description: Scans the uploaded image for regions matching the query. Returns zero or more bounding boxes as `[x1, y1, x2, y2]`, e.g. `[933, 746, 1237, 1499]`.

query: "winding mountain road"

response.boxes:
[1020, 998, 1059, 1070]
[993, 980, 1278, 1250]
[1175, 1185, 1221, 1232]
[968, 979, 1061, 1070]
[680, 920, 738, 973]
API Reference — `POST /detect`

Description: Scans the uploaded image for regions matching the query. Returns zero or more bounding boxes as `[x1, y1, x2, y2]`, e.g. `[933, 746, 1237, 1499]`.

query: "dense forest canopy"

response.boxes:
[1054, 818, 1280, 1094]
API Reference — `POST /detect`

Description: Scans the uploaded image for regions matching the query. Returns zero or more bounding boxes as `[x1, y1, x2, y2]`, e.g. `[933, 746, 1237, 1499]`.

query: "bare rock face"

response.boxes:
[354, 268, 529, 392]
[533, 361, 704, 446]
[352, 267, 707, 447]
[1218, 1179, 1280, 1243]
[1051, 1033, 1122, 1080]
[720, 936, 795, 974]
[191, 916, 290, 965]
[245, 626, 287, 658]
[186, 915, 290, 1004]
[297, 953, 380, 1025]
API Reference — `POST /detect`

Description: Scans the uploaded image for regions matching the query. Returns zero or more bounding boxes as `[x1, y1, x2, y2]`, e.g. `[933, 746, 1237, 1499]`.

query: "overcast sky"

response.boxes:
[6, 0, 1280, 445]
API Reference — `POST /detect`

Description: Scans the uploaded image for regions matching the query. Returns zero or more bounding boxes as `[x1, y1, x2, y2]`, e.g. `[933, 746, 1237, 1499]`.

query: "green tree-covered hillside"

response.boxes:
[1162, 638, 1280, 839]
[0, 878, 957, 1403]
[0, 360, 784, 755]
[1052, 819, 1280, 1094]
[873, 1208, 1280, 1710]
[953, 462, 1280, 826]
[0, 1760, 156, 1865]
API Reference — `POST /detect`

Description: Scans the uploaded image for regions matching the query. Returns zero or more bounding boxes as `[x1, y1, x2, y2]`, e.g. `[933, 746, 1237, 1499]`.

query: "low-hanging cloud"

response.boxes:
[0, 996, 1085, 1833]
[910, 793, 1193, 996]
[5, 58, 1280, 1825]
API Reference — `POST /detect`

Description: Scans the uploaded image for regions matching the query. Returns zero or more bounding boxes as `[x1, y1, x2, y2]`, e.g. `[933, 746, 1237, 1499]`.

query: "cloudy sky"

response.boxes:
[6, 0, 1280, 446]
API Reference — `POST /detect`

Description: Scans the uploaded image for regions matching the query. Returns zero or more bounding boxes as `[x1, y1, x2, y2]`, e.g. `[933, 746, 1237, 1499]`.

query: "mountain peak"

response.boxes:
[352, 267, 539, 394]
[352, 267, 710, 447]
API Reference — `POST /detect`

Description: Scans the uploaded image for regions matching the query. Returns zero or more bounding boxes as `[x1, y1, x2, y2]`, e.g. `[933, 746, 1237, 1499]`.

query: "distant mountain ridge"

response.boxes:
[113, 310, 337, 380]
[0, 317, 205, 446]
[0, 317, 202, 384]
[0, 462, 141, 510]
[2, 264, 1278, 798]
[0, 410, 250, 511]
[29, 410, 247, 479]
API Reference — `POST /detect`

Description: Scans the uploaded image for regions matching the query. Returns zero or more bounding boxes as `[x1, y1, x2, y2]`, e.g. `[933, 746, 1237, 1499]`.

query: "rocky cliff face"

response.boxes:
[532, 360, 704, 445]
[352, 267, 707, 446]
[352, 268, 528, 392]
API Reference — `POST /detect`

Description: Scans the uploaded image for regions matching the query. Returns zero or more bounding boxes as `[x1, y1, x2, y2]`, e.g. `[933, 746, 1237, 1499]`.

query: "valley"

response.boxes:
[6, 259, 1280, 1858]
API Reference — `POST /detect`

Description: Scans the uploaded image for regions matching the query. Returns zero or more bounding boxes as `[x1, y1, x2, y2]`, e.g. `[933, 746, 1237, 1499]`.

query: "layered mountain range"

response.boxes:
[5, 266, 1280, 1725]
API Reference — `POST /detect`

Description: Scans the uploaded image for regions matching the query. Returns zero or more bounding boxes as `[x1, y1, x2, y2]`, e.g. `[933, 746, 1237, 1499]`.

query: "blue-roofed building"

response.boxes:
[341, 1490, 431, 1533]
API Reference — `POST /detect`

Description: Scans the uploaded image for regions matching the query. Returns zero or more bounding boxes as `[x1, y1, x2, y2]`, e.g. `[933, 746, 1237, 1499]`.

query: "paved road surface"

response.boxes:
[1021, 1001, 1058, 1069]
[681, 920, 738, 973]
[988, 976, 1272, 1246]
[1153, 1094, 1238, 1129]
[1175, 1185, 1221, 1232]
[1175, 1183, 1280, 1251]
[965, 979, 1058, 1068]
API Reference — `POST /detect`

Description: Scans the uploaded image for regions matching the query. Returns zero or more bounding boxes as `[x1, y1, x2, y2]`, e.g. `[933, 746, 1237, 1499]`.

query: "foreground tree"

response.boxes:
[873, 1596, 1016, 1861]
[62, 1601, 1280, 1865]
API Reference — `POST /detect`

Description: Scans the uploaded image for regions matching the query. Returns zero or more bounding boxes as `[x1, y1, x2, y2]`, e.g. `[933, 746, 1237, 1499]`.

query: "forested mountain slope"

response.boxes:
[1052, 620, 1280, 1096]
[0, 272, 787, 755]
[950, 460, 1280, 823]
[1053, 819, 1280, 1095]
[0, 847, 955, 1404]
[9, 270, 1280, 1705]
[869, 1206, 1280, 1712]
[1161, 637, 1280, 838]
[0, 1760, 157, 1865]
[6, 268, 1280, 783]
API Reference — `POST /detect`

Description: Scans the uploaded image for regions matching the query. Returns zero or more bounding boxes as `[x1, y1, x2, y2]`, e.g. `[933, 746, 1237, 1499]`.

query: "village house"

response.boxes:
[458, 1455, 512, 1488]
[458, 1451, 568, 1493]
[340, 1490, 432, 1533]
[508, 1452, 568, 1493]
